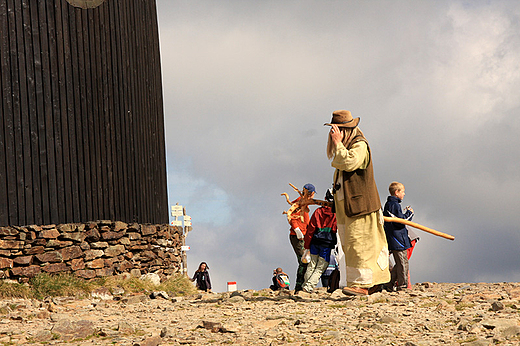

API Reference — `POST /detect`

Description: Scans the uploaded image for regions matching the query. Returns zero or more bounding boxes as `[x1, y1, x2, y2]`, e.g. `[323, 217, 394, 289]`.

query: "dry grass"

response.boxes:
[0, 272, 197, 300]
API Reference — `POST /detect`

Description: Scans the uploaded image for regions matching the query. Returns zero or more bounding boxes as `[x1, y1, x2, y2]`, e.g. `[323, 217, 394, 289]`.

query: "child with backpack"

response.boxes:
[270, 267, 290, 290]
[301, 188, 338, 293]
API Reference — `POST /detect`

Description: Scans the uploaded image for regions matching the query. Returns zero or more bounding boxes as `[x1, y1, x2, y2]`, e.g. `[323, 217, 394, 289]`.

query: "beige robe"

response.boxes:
[332, 141, 390, 288]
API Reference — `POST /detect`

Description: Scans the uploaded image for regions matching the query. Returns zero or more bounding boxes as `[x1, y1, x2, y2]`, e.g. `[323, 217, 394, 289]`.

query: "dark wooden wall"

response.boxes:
[0, 0, 168, 226]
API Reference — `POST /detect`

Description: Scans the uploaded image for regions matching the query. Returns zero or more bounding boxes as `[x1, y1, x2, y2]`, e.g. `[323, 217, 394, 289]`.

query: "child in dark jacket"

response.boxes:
[383, 182, 414, 291]
[301, 189, 338, 293]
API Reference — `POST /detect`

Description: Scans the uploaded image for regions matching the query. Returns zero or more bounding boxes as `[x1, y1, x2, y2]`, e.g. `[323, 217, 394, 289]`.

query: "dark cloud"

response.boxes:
[158, 0, 520, 291]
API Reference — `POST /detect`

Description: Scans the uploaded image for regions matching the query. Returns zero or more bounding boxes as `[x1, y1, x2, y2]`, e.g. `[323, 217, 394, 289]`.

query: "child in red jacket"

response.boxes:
[301, 189, 338, 293]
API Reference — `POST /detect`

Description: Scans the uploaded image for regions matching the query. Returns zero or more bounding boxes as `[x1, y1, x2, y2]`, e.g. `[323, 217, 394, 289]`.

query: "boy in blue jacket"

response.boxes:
[383, 182, 414, 291]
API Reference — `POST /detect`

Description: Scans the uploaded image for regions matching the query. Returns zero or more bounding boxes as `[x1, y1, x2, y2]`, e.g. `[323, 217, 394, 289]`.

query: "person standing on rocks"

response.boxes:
[325, 110, 390, 296]
[383, 181, 414, 291]
[191, 262, 212, 292]
[287, 183, 316, 292]
[301, 188, 337, 293]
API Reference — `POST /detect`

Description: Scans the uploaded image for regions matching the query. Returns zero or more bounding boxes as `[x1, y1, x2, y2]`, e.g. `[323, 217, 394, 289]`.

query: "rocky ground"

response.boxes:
[0, 282, 519, 345]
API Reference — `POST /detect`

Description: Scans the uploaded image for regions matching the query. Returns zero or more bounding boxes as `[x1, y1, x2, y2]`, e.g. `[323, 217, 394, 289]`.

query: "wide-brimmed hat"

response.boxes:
[324, 110, 360, 128]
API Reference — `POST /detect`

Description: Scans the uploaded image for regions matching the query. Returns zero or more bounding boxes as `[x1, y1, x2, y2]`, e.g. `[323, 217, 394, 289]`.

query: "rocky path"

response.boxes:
[0, 282, 519, 345]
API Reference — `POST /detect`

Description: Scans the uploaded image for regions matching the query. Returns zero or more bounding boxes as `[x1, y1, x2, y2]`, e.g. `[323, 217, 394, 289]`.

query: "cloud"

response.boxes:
[157, 0, 520, 291]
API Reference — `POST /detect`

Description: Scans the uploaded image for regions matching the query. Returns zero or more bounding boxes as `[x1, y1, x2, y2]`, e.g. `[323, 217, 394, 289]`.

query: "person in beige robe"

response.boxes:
[325, 110, 390, 295]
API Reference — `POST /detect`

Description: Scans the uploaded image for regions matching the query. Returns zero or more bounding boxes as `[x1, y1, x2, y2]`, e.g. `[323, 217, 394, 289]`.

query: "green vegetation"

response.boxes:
[455, 302, 475, 311]
[0, 272, 197, 300]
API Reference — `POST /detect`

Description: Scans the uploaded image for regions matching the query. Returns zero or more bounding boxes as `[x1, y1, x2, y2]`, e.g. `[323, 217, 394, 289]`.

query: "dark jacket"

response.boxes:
[192, 270, 212, 291]
[304, 206, 337, 249]
[383, 195, 413, 251]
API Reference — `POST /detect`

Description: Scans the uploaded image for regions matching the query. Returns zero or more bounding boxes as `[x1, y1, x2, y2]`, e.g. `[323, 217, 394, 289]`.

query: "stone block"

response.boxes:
[0, 258, 14, 269]
[10, 265, 41, 277]
[60, 232, 86, 242]
[0, 240, 23, 250]
[129, 244, 150, 251]
[104, 245, 125, 257]
[85, 228, 101, 242]
[13, 255, 33, 265]
[24, 246, 45, 255]
[87, 258, 105, 269]
[57, 223, 75, 233]
[35, 251, 63, 263]
[118, 260, 134, 271]
[59, 246, 83, 261]
[90, 242, 109, 249]
[46, 239, 73, 248]
[127, 232, 141, 240]
[40, 229, 60, 239]
[114, 221, 128, 232]
[75, 269, 96, 279]
[0, 227, 19, 236]
[42, 262, 69, 273]
[96, 267, 113, 277]
[101, 231, 125, 240]
[70, 258, 85, 271]
[141, 225, 157, 236]
[84, 249, 104, 260]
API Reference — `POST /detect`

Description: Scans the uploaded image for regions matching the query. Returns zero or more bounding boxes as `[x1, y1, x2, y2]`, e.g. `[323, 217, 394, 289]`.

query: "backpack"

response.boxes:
[327, 268, 340, 293]
[276, 273, 290, 289]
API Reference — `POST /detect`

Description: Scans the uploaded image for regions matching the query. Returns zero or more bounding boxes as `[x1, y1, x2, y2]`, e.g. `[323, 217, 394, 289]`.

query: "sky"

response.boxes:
[155, 0, 520, 293]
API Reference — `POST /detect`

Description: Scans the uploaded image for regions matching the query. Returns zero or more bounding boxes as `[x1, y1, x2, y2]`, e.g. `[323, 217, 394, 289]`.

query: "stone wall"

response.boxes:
[0, 221, 183, 282]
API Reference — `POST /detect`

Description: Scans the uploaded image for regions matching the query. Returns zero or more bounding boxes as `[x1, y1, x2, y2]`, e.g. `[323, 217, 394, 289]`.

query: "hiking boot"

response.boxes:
[368, 284, 383, 295]
[342, 287, 368, 296]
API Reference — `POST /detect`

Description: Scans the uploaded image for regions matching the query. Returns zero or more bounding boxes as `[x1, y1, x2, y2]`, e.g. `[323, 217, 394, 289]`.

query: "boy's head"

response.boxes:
[389, 181, 405, 200]
[274, 267, 283, 274]
[302, 183, 316, 198]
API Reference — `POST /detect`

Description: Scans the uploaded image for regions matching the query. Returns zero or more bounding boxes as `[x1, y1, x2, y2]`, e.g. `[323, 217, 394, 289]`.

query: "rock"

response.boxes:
[139, 336, 162, 346]
[91, 287, 114, 300]
[490, 301, 504, 311]
[0, 282, 518, 345]
[140, 272, 161, 286]
[150, 291, 169, 299]
[51, 319, 95, 341]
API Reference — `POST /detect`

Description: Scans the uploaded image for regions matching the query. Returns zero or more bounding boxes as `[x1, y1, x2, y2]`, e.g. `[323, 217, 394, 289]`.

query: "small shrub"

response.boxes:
[0, 280, 31, 299]
[29, 273, 94, 299]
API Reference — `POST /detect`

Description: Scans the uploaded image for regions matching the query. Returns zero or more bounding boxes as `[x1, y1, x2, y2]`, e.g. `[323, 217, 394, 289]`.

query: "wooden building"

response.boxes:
[0, 0, 168, 226]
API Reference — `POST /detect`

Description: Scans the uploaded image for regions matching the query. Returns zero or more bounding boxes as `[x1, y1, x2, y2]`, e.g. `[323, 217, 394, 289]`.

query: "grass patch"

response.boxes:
[455, 302, 475, 311]
[0, 272, 197, 300]
[30, 273, 95, 299]
[0, 280, 32, 299]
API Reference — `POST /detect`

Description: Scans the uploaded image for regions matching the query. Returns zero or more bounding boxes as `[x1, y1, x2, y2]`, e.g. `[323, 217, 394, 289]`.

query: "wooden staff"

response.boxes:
[383, 217, 455, 241]
[310, 198, 455, 241]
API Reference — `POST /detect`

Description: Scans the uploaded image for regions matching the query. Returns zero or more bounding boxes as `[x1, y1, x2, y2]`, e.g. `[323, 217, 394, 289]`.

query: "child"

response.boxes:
[270, 267, 290, 290]
[301, 188, 338, 293]
[287, 183, 316, 292]
[383, 182, 414, 291]
[191, 262, 212, 292]
[320, 249, 338, 287]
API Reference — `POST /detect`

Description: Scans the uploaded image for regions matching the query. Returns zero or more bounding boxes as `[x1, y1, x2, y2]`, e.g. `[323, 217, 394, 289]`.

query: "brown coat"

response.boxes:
[340, 134, 381, 217]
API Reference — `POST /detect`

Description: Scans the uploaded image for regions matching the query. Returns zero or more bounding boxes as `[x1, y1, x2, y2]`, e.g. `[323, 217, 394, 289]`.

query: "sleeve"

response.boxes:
[386, 201, 409, 228]
[304, 209, 319, 249]
[206, 272, 212, 290]
[288, 197, 302, 230]
[331, 141, 369, 172]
